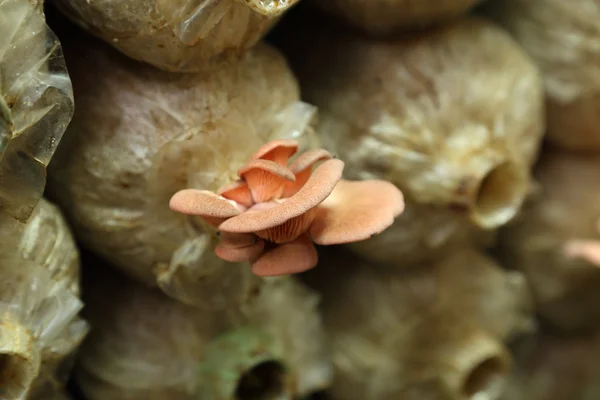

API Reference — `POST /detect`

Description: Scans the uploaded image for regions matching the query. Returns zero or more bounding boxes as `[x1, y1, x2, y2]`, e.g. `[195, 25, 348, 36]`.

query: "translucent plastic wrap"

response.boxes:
[498, 149, 600, 332]
[238, 277, 332, 395]
[311, 0, 482, 36]
[76, 264, 331, 400]
[306, 247, 534, 400]
[19, 198, 82, 295]
[501, 334, 600, 400]
[0, 0, 74, 222]
[281, 17, 544, 230]
[48, 34, 319, 309]
[486, 0, 600, 152]
[50, 0, 300, 72]
[75, 267, 224, 400]
[0, 198, 87, 400]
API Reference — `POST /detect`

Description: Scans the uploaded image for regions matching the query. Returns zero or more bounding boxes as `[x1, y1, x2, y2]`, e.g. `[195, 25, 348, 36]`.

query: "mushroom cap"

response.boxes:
[251, 234, 318, 276]
[284, 148, 333, 197]
[250, 139, 299, 165]
[169, 189, 244, 217]
[238, 159, 296, 181]
[220, 159, 344, 233]
[218, 180, 254, 208]
[310, 179, 405, 245]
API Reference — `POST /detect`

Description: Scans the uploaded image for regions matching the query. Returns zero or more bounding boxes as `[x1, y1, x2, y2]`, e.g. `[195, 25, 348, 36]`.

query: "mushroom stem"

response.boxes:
[470, 160, 528, 229]
[197, 327, 294, 399]
[436, 326, 510, 399]
[0, 317, 40, 399]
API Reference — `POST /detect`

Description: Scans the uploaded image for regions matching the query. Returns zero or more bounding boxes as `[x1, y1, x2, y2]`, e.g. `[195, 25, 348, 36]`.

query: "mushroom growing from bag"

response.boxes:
[486, 0, 600, 152]
[75, 263, 331, 400]
[309, 0, 483, 36]
[0, 198, 88, 400]
[280, 16, 544, 231]
[304, 247, 534, 400]
[50, 0, 300, 72]
[0, 0, 74, 223]
[48, 31, 320, 308]
[169, 138, 405, 276]
[498, 149, 600, 333]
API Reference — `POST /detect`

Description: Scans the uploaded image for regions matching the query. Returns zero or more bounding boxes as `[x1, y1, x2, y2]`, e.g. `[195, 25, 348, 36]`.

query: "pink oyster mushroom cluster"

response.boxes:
[169, 139, 405, 276]
[564, 219, 600, 266]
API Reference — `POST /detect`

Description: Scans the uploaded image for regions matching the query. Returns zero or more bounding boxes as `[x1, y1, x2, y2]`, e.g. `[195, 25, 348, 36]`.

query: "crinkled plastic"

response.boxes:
[196, 327, 293, 400]
[501, 333, 600, 400]
[486, 0, 600, 151]
[311, 0, 482, 36]
[18, 198, 81, 295]
[239, 277, 332, 395]
[498, 149, 600, 332]
[0, 198, 87, 400]
[75, 267, 224, 400]
[75, 265, 331, 400]
[281, 17, 544, 230]
[0, 0, 74, 222]
[0, 261, 85, 400]
[48, 34, 319, 309]
[305, 247, 534, 400]
[50, 0, 300, 72]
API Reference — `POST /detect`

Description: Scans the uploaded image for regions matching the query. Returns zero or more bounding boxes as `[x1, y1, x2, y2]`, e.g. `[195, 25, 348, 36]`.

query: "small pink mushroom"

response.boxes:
[169, 139, 405, 277]
[564, 219, 600, 266]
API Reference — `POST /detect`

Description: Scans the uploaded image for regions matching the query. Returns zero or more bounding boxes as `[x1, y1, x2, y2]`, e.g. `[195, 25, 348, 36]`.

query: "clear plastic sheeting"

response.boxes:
[156, 0, 235, 46]
[500, 334, 600, 400]
[158, 0, 298, 46]
[0, 259, 88, 400]
[485, 0, 600, 151]
[51, 0, 300, 71]
[75, 267, 331, 400]
[0, 0, 74, 222]
[237, 0, 299, 16]
[281, 17, 544, 230]
[306, 248, 534, 400]
[498, 149, 600, 333]
[0, 197, 87, 399]
[18, 198, 82, 296]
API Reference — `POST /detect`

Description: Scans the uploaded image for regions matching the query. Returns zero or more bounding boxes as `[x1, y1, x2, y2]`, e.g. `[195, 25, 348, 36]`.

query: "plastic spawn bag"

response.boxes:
[48, 34, 320, 309]
[50, 0, 301, 71]
[0, 198, 88, 400]
[0, 0, 74, 223]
